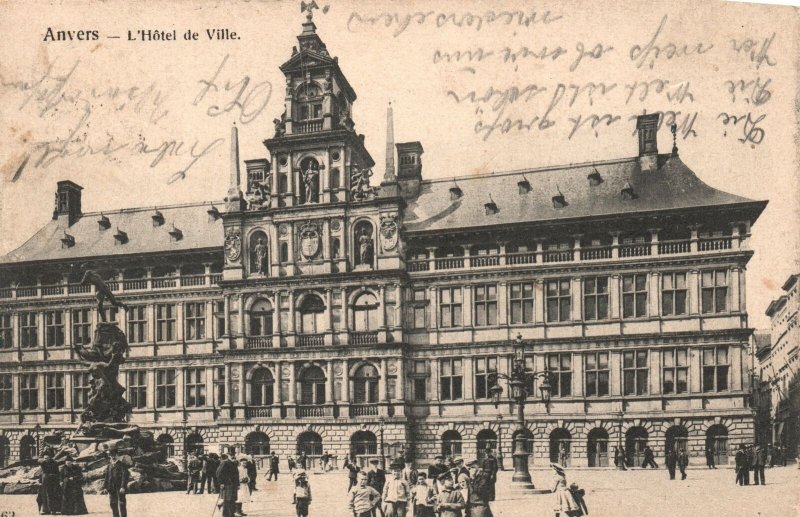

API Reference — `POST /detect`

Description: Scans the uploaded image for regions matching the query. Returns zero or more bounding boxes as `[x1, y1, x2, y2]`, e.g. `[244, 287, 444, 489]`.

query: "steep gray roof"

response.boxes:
[2, 202, 223, 265]
[404, 154, 764, 233]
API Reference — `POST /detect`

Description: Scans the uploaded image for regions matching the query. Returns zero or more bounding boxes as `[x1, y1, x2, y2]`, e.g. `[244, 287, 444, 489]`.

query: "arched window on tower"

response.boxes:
[295, 83, 323, 121]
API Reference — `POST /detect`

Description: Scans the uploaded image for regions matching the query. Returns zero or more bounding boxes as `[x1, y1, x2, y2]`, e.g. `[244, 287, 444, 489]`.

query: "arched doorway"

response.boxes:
[156, 434, 174, 461]
[587, 428, 610, 467]
[0, 436, 9, 467]
[476, 429, 498, 462]
[549, 429, 571, 466]
[351, 430, 378, 467]
[626, 427, 648, 467]
[665, 425, 688, 455]
[297, 431, 323, 469]
[19, 435, 36, 462]
[245, 432, 270, 456]
[250, 368, 274, 406]
[442, 430, 462, 458]
[299, 366, 326, 405]
[185, 432, 204, 456]
[706, 425, 729, 465]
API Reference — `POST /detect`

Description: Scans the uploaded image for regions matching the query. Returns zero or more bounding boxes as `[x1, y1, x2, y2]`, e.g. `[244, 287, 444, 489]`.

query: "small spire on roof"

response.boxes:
[671, 123, 678, 157]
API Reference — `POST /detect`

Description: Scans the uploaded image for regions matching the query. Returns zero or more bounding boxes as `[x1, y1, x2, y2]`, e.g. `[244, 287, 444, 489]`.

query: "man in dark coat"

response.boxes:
[37, 450, 62, 514]
[480, 449, 498, 501]
[201, 453, 218, 494]
[665, 448, 677, 480]
[642, 446, 658, 468]
[614, 447, 627, 471]
[267, 451, 280, 481]
[705, 446, 716, 469]
[60, 455, 88, 515]
[677, 449, 689, 480]
[752, 445, 766, 485]
[216, 453, 239, 517]
[735, 445, 747, 485]
[245, 456, 257, 492]
[427, 456, 449, 491]
[466, 459, 494, 517]
[743, 446, 752, 485]
[186, 453, 202, 494]
[345, 456, 360, 492]
[104, 450, 130, 517]
[298, 452, 308, 470]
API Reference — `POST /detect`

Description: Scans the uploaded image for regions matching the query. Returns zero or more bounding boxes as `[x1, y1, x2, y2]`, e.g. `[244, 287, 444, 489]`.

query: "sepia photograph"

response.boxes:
[0, 0, 798, 515]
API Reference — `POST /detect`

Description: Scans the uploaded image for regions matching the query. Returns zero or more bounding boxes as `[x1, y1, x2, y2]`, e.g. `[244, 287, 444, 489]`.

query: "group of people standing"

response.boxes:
[734, 444, 768, 486]
[215, 453, 261, 517]
[346, 449, 499, 517]
[36, 449, 88, 515]
[186, 452, 223, 494]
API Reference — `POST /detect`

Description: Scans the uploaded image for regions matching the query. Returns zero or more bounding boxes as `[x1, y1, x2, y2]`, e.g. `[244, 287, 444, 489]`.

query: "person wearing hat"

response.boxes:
[752, 444, 766, 485]
[293, 470, 312, 517]
[348, 470, 382, 517]
[451, 458, 469, 504]
[427, 456, 449, 493]
[480, 449, 498, 502]
[466, 460, 493, 517]
[216, 453, 240, 517]
[382, 460, 410, 517]
[268, 451, 280, 482]
[344, 455, 360, 492]
[551, 464, 579, 517]
[104, 448, 130, 517]
[37, 449, 62, 515]
[60, 454, 88, 515]
[366, 458, 387, 517]
[186, 452, 202, 494]
[236, 458, 251, 516]
[434, 473, 466, 517]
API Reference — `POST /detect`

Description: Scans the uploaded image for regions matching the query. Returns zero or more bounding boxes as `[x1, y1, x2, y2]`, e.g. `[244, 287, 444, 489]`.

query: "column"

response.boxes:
[498, 282, 508, 326]
[175, 302, 184, 342]
[689, 348, 701, 393]
[730, 267, 741, 312]
[379, 285, 387, 328]
[176, 367, 186, 410]
[64, 372, 73, 411]
[461, 245, 471, 268]
[237, 363, 246, 405]
[649, 228, 659, 256]
[205, 367, 214, 408]
[147, 304, 156, 345]
[37, 312, 45, 348]
[275, 361, 283, 404]
[237, 295, 245, 335]
[611, 232, 620, 259]
[689, 225, 700, 253]
[649, 272, 660, 317]
[322, 219, 331, 262]
[430, 358, 439, 402]
[534, 280, 545, 323]
[288, 363, 296, 404]
[498, 242, 507, 266]
[462, 286, 473, 327]
[395, 358, 405, 402]
[224, 363, 233, 408]
[429, 287, 439, 330]
[64, 309, 72, 349]
[426, 247, 437, 271]
[572, 352, 584, 397]
[325, 289, 334, 346]
[11, 372, 19, 411]
[730, 345, 742, 391]
[572, 235, 582, 262]
[340, 288, 348, 343]
[147, 369, 156, 409]
[288, 291, 296, 333]
[571, 278, 582, 322]
[394, 285, 402, 329]
[340, 359, 350, 403]
[223, 295, 231, 336]
[688, 270, 700, 315]
[609, 275, 621, 319]
[379, 359, 388, 402]
[739, 268, 747, 312]
[326, 362, 334, 403]
[463, 356, 474, 400]
[609, 351, 622, 397]
[650, 347, 662, 395]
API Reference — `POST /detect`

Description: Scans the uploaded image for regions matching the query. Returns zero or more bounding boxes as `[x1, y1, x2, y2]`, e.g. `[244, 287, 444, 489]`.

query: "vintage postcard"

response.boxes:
[0, 0, 798, 516]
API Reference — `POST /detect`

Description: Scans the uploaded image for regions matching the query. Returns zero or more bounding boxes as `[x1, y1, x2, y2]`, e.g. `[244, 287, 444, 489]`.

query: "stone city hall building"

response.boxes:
[0, 15, 767, 469]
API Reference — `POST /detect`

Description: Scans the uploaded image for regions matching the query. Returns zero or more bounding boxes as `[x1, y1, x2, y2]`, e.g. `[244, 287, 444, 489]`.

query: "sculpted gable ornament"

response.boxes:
[224, 227, 242, 262]
[380, 214, 399, 251]
[299, 221, 321, 260]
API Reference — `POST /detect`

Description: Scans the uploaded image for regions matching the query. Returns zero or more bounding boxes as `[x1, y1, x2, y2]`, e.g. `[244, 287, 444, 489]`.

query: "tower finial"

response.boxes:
[671, 123, 678, 157]
[384, 101, 396, 183]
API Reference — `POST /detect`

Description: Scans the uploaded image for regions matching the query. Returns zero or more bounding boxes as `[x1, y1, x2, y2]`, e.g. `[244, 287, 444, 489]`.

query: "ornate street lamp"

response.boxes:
[378, 417, 386, 469]
[488, 334, 551, 488]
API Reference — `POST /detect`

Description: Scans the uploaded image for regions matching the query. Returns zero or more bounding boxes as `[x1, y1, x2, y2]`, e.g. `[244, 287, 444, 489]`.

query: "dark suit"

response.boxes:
[481, 455, 498, 501]
[216, 459, 239, 517]
[665, 450, 677, 480]
[752, 447, 766, 485]
[642, 447, 658, 469]
[268, 455, 280, 481]
[677, 451, 688, 480]
[735, 450, 747, 485]
[104, 459, 130, 517]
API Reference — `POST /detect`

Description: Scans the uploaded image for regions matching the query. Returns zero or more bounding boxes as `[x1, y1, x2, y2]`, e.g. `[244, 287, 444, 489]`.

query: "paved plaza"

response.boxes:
[1, 466, 798, 517]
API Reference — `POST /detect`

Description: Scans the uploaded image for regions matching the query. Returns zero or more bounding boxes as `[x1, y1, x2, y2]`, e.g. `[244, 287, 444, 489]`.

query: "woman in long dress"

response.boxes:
[60, 455, 88, 515]
[236, 458, 251, 516]
[551, 464, 580, 517]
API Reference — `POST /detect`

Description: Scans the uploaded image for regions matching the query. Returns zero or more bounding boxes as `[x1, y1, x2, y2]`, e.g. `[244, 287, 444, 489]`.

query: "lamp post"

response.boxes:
[378, 417, 386, 469]
[489, 334, 551, 488]
[616, 410, 625, 470]
[496, 414, 504, 471]
[34, 423, 42, 458]
[181, 417, 189, 465]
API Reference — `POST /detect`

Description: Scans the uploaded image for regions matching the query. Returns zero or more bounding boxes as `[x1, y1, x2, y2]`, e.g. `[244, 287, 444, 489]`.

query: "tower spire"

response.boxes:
[384, 102, 396, 182]
[226, 123, 244, 211]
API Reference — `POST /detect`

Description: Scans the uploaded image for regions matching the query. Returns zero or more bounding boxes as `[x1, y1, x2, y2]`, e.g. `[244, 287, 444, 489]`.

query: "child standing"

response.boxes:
[293, 471, 312, 517]
[411, 473, 436, 517]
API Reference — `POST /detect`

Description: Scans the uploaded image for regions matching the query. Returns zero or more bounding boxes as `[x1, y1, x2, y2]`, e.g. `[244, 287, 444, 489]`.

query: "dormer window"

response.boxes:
[152, 210, 164, 226]
[449, 181, 463, 201]
[207, 205, 221, 221]
[552, 186, 568, 209]
[484, 196, 499, 215]
[169, 225, 183, 241]
[621, 181, 638, 200]
[98, 214, 111, 230]
[114, 228, 128, 245]
[518, 176, 531, 194]
[61, 232, 75, 248]
[588, 169, 603, 186]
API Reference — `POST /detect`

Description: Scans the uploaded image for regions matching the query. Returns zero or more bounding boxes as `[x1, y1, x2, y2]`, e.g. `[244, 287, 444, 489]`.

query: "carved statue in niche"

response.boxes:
[301, 160, 320, 204]
[252, 237, 268, 274]
[350, 167, 378, 201]
[357, 225, 374, 267]
[247, 173, 272, 210]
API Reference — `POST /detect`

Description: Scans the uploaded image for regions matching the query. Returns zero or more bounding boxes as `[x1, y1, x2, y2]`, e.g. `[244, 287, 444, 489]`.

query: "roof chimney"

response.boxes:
[636, 113, 659, 171]
[52, 180, 83, 227]
[396, 141, 424, 199]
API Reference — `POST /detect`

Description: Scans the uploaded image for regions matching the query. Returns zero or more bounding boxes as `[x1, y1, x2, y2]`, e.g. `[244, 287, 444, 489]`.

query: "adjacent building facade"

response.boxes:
[0, 15, 768, 469]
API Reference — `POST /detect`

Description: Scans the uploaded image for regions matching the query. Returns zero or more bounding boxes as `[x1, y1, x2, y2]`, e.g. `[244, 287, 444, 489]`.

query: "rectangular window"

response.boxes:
[45, 311, 65, 347]
[102, 307, 119, 327]
[20, 312, 38, 348]
[474, 357, 498, 399]
[583, 277, 609, 320]
[127, 370, 147, 409]
[214, 301, 226, 338]
[0, 314, 12, 349]
[72, 373, 92, 409]
[20, 374, 38, 410]
[72, 309, 92, 346]
[439, 287, 462, 328]
[127, 306, 148, 343]
[546, 279, 571, 322]
[584, 352, 609, 397]
[156, 369, 176, 408]
[702, 346, 729, 392]
[185, 302, 206, 340]
[701, 270, 728, 314]
[440, 359, 463, 401]
[547, 353, 572, 397]
[411, 361, 427, 402]
[215, 367, 226, 406]
[473, 285, 497, 327]
[623, 351, 649, 395]
[46, 373, 65, 409]
[663, 348, 689, 394]
[662, 273, 688, 316]
[410, 289, 428, 329]
[509, 282, 534, 324]
[622, 274, 648, 318]
[185, 368, 206, 408]
[156, 304, 176, 342]
[0, 374, 12, 410]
